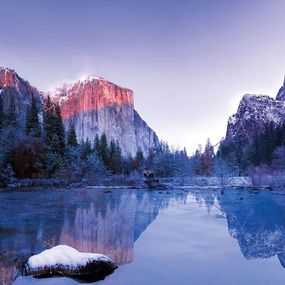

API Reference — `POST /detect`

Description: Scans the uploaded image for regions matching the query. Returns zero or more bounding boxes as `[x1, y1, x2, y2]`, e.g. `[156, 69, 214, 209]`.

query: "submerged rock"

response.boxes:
[143, 170, 168, 190]
[23, 245, 117, 281]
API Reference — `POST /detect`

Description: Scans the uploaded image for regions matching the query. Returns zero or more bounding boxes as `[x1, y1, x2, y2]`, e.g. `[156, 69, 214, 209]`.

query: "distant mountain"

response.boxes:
[225, 94, 285, 143]
[222, 76, 285, 144]
[276, 76, 285, 101]
[50, 76, 159, 156]
[0, 67, 43, 125]
[0, 68, 159, 156]
[219, 76, 285, 169]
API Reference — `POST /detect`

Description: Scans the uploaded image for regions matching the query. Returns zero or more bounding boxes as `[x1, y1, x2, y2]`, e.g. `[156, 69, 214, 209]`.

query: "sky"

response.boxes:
[1, 0, 285, 154]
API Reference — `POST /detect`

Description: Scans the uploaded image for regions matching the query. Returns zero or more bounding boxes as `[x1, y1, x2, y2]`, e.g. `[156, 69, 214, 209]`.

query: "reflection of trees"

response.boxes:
[0, 189, 67, 285]
[59, 191, 177, 265]
[189, 189, 285, 270]
[0, 189, 174, 285]
[278, 253, 285, 269]
[59, 193, 137, 265]
[217, 190, 285, 266]
[191, 189, 218, 213]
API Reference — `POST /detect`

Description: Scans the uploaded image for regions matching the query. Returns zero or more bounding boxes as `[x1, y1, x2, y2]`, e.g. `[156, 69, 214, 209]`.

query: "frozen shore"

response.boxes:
[3, 175, 284, 191]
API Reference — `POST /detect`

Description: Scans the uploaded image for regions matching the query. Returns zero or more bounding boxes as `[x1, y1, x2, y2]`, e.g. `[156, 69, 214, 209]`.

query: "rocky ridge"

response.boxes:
[0, 67, 43, 124]
[0, 68, 159, 156]
[49, 75, 159, 156]
[224, 77, 285, 143]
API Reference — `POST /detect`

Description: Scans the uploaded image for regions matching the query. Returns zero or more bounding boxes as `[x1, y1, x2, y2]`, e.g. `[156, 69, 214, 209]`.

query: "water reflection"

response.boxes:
[1, 188, 285, 285]
[219, 190, 285, 261]
[0, 189, 172, 285]
[192, 189, 285, 269]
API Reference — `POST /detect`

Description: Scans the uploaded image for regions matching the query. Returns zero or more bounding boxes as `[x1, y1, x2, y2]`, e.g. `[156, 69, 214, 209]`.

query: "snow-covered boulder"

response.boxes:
[23, 245, 117, 281]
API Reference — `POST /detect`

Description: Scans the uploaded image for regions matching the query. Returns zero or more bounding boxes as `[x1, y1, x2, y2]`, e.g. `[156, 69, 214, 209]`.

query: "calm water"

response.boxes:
[1, 187, 285, 285]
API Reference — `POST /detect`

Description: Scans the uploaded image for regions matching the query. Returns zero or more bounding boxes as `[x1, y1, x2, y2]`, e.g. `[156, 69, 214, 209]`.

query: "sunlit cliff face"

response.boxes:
[0, 67, 159, 156]
[0, 68, 43, 125]
[50, 76, 134, 120]
[0, 68, 19, 89]
[50, 75, 159, 156]
[0, 68, 40, 96]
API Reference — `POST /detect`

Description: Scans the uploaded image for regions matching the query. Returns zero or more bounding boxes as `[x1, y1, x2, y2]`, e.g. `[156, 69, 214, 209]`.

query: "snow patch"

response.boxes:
[27, 245, 111, 269]
[227, 93, 285, 139]
[23, 245, 117, 279]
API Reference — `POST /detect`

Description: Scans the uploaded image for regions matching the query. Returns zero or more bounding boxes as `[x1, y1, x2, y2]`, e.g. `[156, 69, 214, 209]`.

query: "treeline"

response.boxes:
[0, 95, 193, 185]
[218, 122, 285, 174]
[190, 139, 238, 177]
[1, 94, 259, 184]
[0, 95, 126, 184]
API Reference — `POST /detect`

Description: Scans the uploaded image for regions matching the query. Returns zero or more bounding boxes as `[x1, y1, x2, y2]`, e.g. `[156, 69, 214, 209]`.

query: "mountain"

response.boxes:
[218, 76, 285, 169]
[0, 68, 159, 156]
[50, 76, 159, 156]
[0, 67, 43, 125]
[276, 76, 285, 101]
[225, 94, 285, 142]
[223, 78, 285, 144]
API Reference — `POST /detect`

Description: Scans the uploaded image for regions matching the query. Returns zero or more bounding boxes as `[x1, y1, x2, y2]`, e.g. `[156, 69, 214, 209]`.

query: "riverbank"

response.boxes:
[3, 174, 285, 191]
[0, 175, 260, 190]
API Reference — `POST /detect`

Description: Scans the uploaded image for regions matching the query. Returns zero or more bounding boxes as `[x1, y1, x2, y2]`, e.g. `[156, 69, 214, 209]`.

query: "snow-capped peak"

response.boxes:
[48, 75, 106, 97]
[78, 74, 105, 83]
[225, 92, 285, 141]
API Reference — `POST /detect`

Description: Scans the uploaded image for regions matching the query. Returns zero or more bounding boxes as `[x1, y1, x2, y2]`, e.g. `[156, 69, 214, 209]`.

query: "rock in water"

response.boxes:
[143, 170, 168, 190]
[23, 245, 117, 281]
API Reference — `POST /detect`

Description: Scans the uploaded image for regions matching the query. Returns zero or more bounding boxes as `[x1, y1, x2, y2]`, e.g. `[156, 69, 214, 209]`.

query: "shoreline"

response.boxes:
[0, 176, 277, 192]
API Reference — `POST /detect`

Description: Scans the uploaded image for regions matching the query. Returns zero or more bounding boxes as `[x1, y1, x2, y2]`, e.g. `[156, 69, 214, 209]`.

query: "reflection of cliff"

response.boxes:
[0, 265, 18, 285]
[59, 193, 137, 265]
[0, 189, 172, 285]
[59, 191, 171, 265]
[134, 192, 170, 240]
[0, 189, 67, 285]
[218, 191, 285, 261]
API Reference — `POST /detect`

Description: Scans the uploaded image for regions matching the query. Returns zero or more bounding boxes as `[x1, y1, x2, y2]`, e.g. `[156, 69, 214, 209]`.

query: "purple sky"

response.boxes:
[1, 0, 285, 153]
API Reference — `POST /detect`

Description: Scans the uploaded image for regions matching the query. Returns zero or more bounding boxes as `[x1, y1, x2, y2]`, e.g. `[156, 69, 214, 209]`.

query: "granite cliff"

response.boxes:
[0, 67, 43, 125]
[49, 76, 159, 156]
[224, 77, 285, 144]
[0, 68, 159, 157]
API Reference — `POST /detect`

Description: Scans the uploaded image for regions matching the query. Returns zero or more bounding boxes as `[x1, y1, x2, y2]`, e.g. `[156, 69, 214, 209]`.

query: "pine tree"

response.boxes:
[43, 96, 65, 156]
[43, 95, 55, 146]
[0, 97, 4, 130]
[133, 148, 144, 170]
[109, 140, 122, 174]
[195, 139, 214, 176]
[43, 96, 65, 155]
[204, 138, 214, 158]
[80, 138, 92, 160]
[86, 153, 105, 175]
[99, 133, 110, 167]
[93, 134, 100, 155]
[6, 95, 16, 127]
[54, 103, 65, 155]
[67, 123, 78, 147]
[25, 96, 41, 137]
